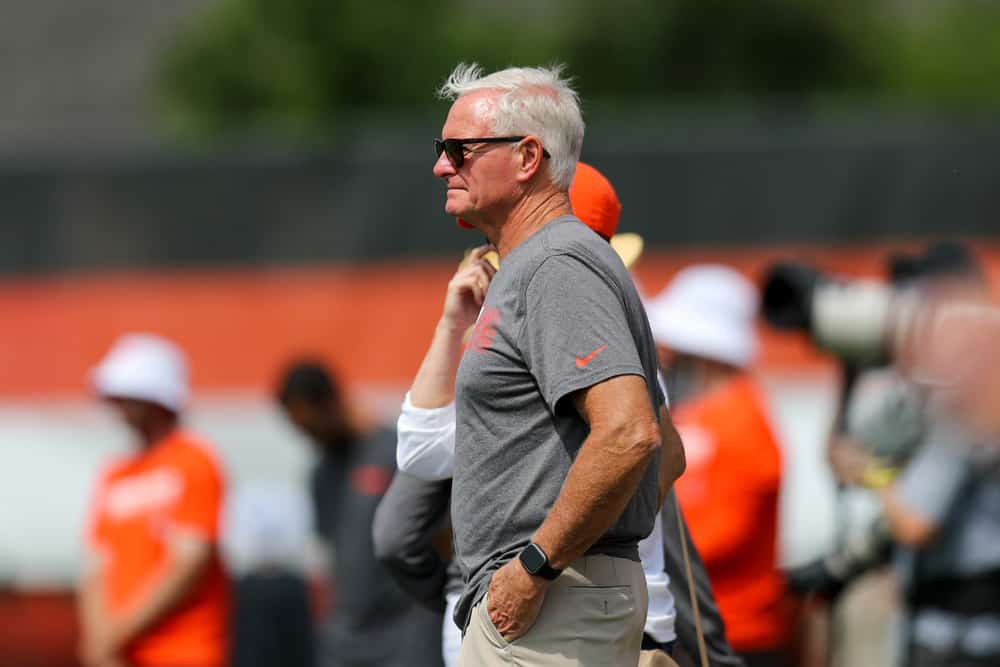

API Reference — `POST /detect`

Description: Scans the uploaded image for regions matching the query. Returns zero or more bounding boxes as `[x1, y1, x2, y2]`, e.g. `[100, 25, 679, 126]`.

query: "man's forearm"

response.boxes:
[115, 534, 211, 647]
[77, 568, 107, 638]
[877, 486, 936, 546]
[372, 474, 451, 611]
[409, 321, 468, 407]
[532, 420, 660, 570]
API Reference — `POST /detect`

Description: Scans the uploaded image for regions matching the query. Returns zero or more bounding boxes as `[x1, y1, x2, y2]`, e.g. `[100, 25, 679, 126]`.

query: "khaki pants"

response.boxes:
[638, 649, 681, 667]
[459, 555, 647, 666]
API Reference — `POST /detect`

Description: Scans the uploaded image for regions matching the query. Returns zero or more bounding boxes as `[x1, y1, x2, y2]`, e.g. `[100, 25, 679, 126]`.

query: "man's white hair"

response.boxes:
[438, 63, 584, 190]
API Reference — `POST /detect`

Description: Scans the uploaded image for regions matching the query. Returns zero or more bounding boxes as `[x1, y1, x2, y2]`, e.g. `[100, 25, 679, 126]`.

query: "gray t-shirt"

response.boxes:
[452, 215, 664, 630]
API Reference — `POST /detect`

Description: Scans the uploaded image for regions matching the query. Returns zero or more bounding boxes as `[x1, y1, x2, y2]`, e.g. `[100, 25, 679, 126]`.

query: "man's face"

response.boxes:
[432, 91, 519, 222]
[106, 397, 174, 441]
[108, 397, 152, 433]
[282, 396, 343, 450]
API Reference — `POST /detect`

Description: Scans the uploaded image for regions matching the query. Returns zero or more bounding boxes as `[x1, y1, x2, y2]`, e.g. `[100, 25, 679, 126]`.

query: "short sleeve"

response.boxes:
[521, 254, 646, 412]
[170, 450, 224, 541]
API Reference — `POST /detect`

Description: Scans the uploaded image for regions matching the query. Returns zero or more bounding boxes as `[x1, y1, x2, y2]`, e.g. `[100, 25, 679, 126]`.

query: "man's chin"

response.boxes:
[444, 202, 470, 219]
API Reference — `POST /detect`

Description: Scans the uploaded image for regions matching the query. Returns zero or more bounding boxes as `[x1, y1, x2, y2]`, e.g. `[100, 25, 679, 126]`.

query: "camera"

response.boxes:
[760, 242, 981, 368]
[761, 262, 920, 367]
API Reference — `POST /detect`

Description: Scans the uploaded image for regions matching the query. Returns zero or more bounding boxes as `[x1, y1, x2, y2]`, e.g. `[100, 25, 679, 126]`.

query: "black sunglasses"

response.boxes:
[433, 136, 551, 168]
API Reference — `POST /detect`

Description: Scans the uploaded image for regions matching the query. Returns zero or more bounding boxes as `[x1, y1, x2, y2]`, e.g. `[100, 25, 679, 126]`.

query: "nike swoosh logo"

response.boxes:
[575, 344, 608, 368]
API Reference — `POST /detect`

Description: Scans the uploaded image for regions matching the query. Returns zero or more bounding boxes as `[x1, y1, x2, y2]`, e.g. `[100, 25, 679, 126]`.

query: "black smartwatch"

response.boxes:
[518, 543, 562, 581]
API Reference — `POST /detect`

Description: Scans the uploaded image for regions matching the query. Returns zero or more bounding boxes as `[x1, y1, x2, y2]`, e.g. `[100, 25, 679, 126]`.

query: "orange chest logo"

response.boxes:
[104, 468, 183, 520]
[465, 306, 501, 354]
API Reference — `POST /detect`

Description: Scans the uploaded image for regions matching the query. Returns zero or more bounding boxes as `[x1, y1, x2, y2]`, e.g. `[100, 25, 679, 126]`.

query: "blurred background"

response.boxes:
[1, 0, 999, 665]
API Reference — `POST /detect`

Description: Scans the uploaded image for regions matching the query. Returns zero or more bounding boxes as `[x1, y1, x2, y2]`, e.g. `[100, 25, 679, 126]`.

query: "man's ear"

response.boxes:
[515, 136, 546, 183]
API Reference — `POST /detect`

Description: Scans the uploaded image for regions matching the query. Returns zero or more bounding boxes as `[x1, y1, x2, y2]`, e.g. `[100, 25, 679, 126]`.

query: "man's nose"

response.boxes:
[433, 150, 456, 179]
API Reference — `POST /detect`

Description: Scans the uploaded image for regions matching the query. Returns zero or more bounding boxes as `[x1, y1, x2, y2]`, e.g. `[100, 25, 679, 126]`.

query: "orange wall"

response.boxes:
[2, 241, 998, 399]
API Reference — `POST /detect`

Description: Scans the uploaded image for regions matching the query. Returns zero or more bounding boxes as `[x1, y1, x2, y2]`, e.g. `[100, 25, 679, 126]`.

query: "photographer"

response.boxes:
[766, 242, 999, 666]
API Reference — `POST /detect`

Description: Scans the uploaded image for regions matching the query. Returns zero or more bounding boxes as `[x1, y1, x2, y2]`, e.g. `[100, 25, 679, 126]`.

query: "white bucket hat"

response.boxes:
[646, 265, 759, 368]
[91, 333, 190, 412]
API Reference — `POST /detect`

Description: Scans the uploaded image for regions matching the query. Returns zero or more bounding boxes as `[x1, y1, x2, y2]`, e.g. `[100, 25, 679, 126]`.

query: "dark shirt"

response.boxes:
[311, 427, 443, 667]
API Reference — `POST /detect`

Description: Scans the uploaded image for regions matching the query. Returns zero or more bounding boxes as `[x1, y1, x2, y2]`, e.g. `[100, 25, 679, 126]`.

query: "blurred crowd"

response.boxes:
[70, 64, 999, 667]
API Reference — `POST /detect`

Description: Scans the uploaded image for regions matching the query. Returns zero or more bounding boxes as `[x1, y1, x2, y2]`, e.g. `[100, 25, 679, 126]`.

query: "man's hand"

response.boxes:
[78, 618, 126, 667]
[486, 558, 549, 642]
[441, 245, 497, 332]
[828, 435, 871, 486]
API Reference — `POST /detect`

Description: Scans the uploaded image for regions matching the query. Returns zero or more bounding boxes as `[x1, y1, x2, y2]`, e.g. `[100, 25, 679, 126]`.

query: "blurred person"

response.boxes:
[773, 242, 999, 667]
[79, 334, 230, 667]
[276, 361, 443, 667]
[228, 485, 314, 667]
[824, 241, 988, 491]
[431, 63, 685, 666]
[824, 249, 1000, 666]
[647, 266, 794, 667]
[787, 242, 991, 597]
[379, 162, 737, 666]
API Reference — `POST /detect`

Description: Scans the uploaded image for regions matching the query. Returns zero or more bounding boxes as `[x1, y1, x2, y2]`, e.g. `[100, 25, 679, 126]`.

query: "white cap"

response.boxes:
[91, 333, 190, 412]
[646, 265, 759, 368]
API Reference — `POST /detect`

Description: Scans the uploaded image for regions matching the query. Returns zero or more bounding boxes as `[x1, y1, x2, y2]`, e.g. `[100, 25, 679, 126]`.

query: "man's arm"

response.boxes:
[876, 486, 937, 547]
[533, 374, 661, 568]
[487, 374, 660, 640]
[879, 426, 971, 548]
[409, 245, 495, 408]
[77, 531, 212, 665]
[372, 473, 451, 611]
[77, 557, 105, 642]
[109, 529, 214, 650]
[77, 555, 119, 667]
[398, 246, 494, 477]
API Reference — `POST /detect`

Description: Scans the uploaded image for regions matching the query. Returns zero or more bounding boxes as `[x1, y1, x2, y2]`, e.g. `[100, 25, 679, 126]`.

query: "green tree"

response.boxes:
[155, 0, 1000, 142]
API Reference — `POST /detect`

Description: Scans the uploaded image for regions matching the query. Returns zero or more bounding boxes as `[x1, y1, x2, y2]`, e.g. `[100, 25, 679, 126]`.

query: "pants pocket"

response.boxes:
[479, 592, 511, 650]
[567, 585, 636, 620]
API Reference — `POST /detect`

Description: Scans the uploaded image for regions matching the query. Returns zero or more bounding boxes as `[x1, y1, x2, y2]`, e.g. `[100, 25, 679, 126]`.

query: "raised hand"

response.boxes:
[441, 245, 498, 332]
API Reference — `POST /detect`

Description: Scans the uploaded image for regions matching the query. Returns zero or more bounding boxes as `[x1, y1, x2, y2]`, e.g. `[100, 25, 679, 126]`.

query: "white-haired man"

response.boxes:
[431, 63, 685, 666]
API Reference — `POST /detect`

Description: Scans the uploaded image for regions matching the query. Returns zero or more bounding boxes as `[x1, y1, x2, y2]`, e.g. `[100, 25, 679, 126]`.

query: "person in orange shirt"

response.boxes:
[79, 334, 230, 667]
[647, 265, 792, 667]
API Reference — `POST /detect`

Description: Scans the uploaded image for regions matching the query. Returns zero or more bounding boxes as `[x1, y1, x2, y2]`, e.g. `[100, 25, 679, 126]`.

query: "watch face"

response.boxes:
[521, 545, 546, 573]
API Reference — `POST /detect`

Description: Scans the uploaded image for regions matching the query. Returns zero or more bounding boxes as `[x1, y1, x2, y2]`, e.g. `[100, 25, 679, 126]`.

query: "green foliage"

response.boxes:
[154, 0, 1000, 142]
[886, 3, 1000, 111]
[157, 0, 464, 139]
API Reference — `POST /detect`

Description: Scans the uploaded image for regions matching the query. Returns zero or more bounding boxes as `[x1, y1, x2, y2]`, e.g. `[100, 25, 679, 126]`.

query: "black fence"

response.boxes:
[2, 115, 998, 275]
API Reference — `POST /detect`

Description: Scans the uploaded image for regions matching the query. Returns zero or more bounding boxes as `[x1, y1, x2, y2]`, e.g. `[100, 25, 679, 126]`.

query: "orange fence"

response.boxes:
[1, 241, 998, 399]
